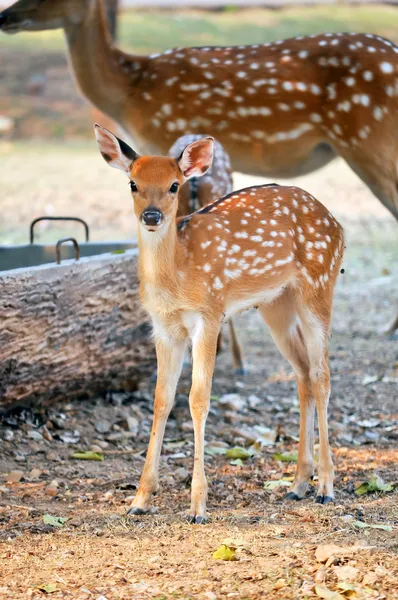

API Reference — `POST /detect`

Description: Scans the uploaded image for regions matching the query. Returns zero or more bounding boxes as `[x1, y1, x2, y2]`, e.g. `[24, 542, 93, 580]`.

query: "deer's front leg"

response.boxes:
[128, 336, 186, 515]
[188, 322, 219, 524]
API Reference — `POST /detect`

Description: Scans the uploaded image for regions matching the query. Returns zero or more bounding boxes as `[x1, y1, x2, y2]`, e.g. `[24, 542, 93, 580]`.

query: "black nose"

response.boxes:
[0, 13, 8, 28]
[141, 208, 163, 227]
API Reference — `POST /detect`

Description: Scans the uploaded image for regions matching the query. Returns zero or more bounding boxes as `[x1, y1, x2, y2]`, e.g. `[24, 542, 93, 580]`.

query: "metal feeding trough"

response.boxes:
[0, 217, 155, 411]
[0, 216, 136, 272]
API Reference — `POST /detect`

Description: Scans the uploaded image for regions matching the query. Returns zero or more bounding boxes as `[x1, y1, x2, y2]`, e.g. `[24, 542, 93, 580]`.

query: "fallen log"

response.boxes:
[0, 248, 155, 411]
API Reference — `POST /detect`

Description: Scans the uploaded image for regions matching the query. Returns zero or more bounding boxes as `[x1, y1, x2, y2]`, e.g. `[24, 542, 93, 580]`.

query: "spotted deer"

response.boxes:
[169, 134, 244, 374]
[0, 0, 396, 332]
[94, 124, 345, 522]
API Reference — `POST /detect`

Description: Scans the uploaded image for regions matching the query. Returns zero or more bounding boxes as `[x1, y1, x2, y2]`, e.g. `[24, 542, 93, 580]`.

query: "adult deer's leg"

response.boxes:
[188, 320, 219, 523]
[128, 337, 186, 515]
[259, 290, 315, 501]
[228, 319, 246, 375]
[339, 147, 398, 335]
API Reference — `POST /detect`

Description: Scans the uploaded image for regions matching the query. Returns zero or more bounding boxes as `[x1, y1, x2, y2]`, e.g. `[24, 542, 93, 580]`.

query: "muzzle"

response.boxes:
[140, 208, 163, 228]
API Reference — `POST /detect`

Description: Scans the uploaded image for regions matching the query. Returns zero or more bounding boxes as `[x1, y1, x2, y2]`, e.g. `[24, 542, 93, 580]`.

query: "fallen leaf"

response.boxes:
[352, 520, 392, 532]
[212, 544, 238, 561]
[273, 451, 298, 463]
[355, 475, 393, 496]
[362, 375, 380, 386]
[315, 544, 365, 563]
[362, 572, 378, 586]
[333, 565, 359, 582]
[315, 567, 327, 583]
[42, 515, 68, 528]
[316, 544, 342, 563]
[111, 249, 125, 254]
[222, 538, 245, 549]
[337, 581, 357, 592]
[357, 419, 380, 428]
[264, 479, 292, 490]
[315, 584, 345, 599]
[36, 583, 58, 594]
[254, 426, 277, 446]
[7, 470, 24, 483]
[273, 579, 286, 590]
[204, 446, 227, 456]
[225, 447, 253, 460]
[70, 451, 104, 461]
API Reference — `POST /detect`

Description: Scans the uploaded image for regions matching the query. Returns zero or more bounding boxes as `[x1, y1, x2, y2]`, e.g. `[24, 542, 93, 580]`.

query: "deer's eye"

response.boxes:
[169, 182, 179, 194]
[129, 181, 138, 192]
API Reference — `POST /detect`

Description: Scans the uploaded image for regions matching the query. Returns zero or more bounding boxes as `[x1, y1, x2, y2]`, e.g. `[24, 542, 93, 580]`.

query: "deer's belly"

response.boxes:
[226, 140, 337, 178]
[225, 286, 285, 318]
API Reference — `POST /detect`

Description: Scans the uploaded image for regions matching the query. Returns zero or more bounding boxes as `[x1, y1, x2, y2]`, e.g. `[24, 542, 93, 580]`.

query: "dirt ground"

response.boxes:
[0, 157, 398, 599]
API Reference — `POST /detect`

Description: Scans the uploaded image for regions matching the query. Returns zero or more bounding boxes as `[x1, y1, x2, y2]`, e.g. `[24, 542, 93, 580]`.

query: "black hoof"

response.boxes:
[285, 491, 303, 501]
[315, 495, 334, 505]
[127, 506, 149, 516]
[187, 515, 208, 524]
[235, 367, 248, 376]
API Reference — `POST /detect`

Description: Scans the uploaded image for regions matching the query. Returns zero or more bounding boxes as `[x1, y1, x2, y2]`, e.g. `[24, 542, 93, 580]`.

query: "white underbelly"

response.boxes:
[225, 286, 285, 318]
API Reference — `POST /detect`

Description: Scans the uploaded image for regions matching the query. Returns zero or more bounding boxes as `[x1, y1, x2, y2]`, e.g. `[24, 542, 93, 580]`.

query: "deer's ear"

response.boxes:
[94, 123, 138, 173]
[177, 136, 214, 180]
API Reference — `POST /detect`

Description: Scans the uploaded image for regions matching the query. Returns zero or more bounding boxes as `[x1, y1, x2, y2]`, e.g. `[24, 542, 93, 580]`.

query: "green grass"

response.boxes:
[0, 5, 397, 54]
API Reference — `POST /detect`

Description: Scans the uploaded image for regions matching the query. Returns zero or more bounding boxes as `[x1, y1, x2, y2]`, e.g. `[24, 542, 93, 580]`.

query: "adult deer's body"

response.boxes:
[0, 0, 397, 331]
[95, 125, 344, 522]
[169, 134, 244, 373]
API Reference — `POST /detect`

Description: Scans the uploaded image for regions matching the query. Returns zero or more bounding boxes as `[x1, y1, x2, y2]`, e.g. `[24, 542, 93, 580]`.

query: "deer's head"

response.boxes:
[94, 124, 214, 233]
[0, 0, 90, 33]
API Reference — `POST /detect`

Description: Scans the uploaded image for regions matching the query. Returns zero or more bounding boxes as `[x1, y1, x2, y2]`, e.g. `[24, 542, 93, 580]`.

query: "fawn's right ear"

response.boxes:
[94, 124, 139, 173]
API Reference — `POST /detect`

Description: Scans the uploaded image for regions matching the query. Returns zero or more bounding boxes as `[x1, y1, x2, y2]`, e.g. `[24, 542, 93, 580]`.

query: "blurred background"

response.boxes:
[0, 0, 397, 252]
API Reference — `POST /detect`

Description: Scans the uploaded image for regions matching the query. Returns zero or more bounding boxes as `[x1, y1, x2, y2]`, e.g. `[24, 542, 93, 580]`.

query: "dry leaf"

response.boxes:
[315, 544, 345, 563]
[315, 584, 345, 599]
[333, 565, 359, 582]
[36, 583, 58, 594]
[362, 572, 378, 586]
[315, 567, 327, 583]
[273, 579, 286, 590]
[222, 538, 245, 549]
[6, 470, 24, 483]
[264, 479, 292, 490]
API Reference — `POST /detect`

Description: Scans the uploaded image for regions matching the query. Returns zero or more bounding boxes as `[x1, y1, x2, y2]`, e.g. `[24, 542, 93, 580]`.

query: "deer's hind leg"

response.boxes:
[258, 289, 315, 501]
[339, 145, 398, 335]
[296, 297, 334, 504]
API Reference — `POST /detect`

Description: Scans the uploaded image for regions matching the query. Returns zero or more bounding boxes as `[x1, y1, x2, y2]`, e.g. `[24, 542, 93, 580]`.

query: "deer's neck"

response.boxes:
[63, 0, 139, 125]
[138, 222, 182, 294]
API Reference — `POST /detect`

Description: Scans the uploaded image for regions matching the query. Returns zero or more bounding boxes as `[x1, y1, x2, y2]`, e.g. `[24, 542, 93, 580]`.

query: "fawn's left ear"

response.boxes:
[178, 136, 214, 180]
[94, 123, 139, 173]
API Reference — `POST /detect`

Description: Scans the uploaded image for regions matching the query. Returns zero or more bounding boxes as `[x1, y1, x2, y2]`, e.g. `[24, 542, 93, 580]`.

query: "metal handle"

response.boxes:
[56, 237, 80, 265]
[30, 217, 89, 244]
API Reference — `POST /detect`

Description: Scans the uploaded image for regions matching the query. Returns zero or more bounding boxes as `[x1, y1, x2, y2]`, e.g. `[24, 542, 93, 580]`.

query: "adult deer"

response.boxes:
[0, 0, 397, 332]
[95, 124, 345, 521]
[169, 133, 245, 373]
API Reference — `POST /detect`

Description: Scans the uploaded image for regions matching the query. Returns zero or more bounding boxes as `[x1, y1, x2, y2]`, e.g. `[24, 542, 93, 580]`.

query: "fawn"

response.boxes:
[168, 133, 244, 374]
[95, 124, 344, 522]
